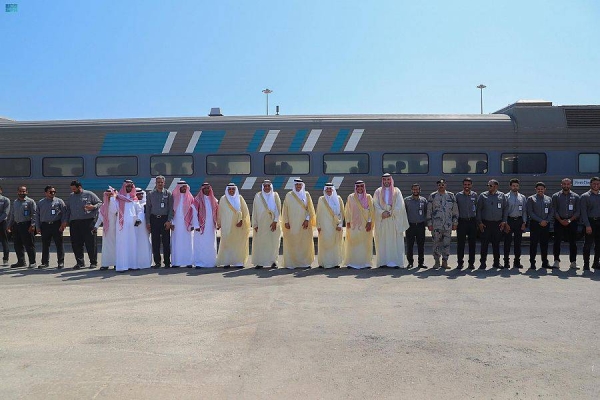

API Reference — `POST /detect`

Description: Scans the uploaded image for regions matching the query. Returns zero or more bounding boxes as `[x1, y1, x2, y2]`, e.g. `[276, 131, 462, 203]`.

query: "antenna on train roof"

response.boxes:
[208, 107, 223, 117]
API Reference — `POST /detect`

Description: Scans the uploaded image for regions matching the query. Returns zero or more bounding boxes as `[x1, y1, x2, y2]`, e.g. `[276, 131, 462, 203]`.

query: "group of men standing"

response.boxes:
[1, 175, 600, 272]
[403, 177, 600, 271]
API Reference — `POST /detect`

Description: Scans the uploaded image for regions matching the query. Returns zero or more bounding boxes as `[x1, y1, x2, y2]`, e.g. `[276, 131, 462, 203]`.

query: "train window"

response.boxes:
[206, 155, 250, 175]
[0, 158, 30, 177]
[382, 154, 428, 174]
[264, 154, 309, 175]
[579, 153, 600, 173]
[151, 155, 193, 176]
[443, 154, 487, 174]
[43, 157, 84, 177]
[323, 154, 369, 174]
[501, 153, 547, 174]
[96, 156, 138, 176]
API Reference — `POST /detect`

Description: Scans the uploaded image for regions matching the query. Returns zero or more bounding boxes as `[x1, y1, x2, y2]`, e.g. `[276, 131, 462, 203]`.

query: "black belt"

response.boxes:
[507, 216, 523, 220]
[151, 214, 167, 219]
[591, 217, 600, 221]
[42, 220, 61, 225]
[459, 217, 475, 221]
[16, 221, 32, 225]
[409, 222, 425, 226]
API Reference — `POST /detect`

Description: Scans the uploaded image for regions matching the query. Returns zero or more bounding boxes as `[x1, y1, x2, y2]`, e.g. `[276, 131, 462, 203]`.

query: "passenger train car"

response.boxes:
[0, 100, 599, 208]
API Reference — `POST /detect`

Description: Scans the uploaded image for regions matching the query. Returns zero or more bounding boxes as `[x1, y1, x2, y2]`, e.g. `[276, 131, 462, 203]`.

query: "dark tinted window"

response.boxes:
[151, 155, 193, 176]
[265, 154, 310, 175]
[0, 158, 30, 177]
[43, 157, 84, 177]
[501, 153, 546, 174]
[383, 154, 428, 174]
[579, 153, 600, 173]
[206, 155, 250, 175]
[96, 156, 138, 176]
[323, 153, 369, 174]
[443, 153, 488, 174]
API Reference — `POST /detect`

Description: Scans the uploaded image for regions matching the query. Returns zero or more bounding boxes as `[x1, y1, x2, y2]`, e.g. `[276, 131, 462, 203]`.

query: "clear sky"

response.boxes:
[1, 0, 598, 120]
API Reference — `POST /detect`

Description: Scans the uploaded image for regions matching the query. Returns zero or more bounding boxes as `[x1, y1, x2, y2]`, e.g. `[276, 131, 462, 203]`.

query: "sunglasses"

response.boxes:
[48, 191, 56, 194]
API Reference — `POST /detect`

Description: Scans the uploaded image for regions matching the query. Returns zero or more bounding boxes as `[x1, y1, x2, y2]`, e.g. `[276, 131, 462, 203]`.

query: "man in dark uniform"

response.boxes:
[580, 177, 600, 271]
[65, 180, 101, 269]
[455, 178, 478, 269]
[145, 175, 173, 268]
[404, 183, 427, 268]
[35, 185, 67, 269]
[0, 186, 10, 265]
[476, 179, 507, 269]
[551, 178, 580, 269]
[504, 178, 528, 269]
[526, 182, 553, 270]
[7, 186, 37, 268]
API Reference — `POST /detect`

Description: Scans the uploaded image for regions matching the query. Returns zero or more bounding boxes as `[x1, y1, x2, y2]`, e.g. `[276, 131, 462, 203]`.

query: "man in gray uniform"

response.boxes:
[426, 179, 458, 269]
[404, 183, 427, 268]
[476, 179, 507, 269]
[65, 180, 101, 269]
[145, 175, 173, 268]
[455, 178, 478, 269]
[7, 186, 37, 268]
[35, 185, 67, 269]
[504, 178, 528, 269]
[580, 177, 600, 271]
[0, 186, 10, 265]
[551, 178, 580, 269]
[526, 182, 553, 270]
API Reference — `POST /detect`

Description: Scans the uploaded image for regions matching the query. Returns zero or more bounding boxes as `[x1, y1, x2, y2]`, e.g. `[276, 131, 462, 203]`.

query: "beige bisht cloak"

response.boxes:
[316, 195, 345, 268]
[251, 191, 282, 266]
[344, 193, 375, 268]
[282, 191, 316, 268]
[373, 186, 410, 267]
[216, 195, 250, 267]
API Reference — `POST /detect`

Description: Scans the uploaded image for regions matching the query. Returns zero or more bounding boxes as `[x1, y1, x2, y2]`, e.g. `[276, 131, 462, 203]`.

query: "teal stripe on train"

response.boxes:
[288, 129, 309, 152]
[193, 131, 226, 153]
[246, 130, 266, 152]
[330, 129, 350, 152]
[80, 179, 125, 191]
[100, 132, 170, 155]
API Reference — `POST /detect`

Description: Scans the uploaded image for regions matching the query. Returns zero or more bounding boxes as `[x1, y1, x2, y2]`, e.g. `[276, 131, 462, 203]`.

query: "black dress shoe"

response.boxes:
[100, 266, 109, 270]
[468, 264, 475, 269]
[164, 265, 171, 268]
[73, 265, 82, 270]
[255, 265, 263, 269]
[407, 263, 414, 268]
[583, 265, 590, 271]
[151, 265, 161, 269]
[271, 263, 278, 269]
[57, 263, 64, 269]
[317, 266, 323, 269]
[418, 264, 426, 269]
[10, 262, 25, 268]
[478, 264, 486, 270]
[223, 265, 230, 269]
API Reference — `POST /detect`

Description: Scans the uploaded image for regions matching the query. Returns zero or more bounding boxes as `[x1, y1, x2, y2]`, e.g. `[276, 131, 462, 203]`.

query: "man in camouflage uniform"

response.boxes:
[426, 179, 459, 269]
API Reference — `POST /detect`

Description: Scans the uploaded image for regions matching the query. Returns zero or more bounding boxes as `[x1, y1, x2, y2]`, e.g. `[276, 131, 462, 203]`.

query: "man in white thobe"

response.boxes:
[344, 181, 375, 269]
[170, 181, 194, 267]
[373, 173, 410, 268]
[134, 188, 152, 269]
[282, 178, 316, 269]
[316, 183, 344, 268]
[95, 188, 117, 270]
[113, 180, 142, 272]
[189, 183, 219, 268]
[251, 180, 281, 269]
[216, 183, 250, 268]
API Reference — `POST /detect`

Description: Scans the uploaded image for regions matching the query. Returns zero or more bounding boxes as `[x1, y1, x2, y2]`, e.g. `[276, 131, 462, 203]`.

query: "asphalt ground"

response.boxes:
[1, 241, 599, 399]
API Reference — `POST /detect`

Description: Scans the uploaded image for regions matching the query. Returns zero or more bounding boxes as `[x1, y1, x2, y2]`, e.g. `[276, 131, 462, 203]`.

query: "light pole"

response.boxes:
[477, 84, 486, 114]
[262, 88, 273, 115]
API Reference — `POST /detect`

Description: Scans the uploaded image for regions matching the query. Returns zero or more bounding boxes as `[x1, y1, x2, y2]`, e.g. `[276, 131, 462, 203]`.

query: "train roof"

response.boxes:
[1, 101, 599, 130]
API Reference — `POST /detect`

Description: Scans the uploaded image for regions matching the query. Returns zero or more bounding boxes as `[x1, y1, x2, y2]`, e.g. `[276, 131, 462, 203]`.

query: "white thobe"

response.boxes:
[316, 196, 344, 268]
[373, 187, 410, 267]
[134, 206, 152, 269]
[113, 199, 141, 271]
[95, 207, 117, 268]
[251, 192, 281, 267]
[171, 201, 194, 266]
[192, 198, 217, 268]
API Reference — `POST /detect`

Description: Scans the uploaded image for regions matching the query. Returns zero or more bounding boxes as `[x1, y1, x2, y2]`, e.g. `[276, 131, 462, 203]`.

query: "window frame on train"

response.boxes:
[95, 156, 138, 177]
[323, 153, 369, 174]
[42, 157, 84, 177]
[501, 153, 547, 174]
[442, 153, 488, 174]
[206, 154, 251, 175]
[382, 153, 429, 174]
[0, 158, 31, 177]
[264, 154, 310, 175]
[578, 153, 600, 174]
[150, 155, 194, 176]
